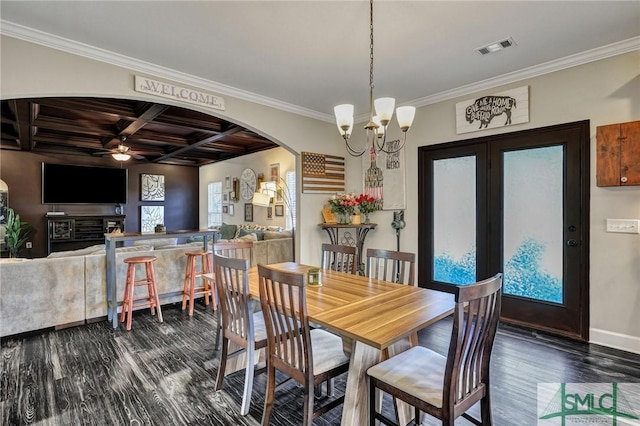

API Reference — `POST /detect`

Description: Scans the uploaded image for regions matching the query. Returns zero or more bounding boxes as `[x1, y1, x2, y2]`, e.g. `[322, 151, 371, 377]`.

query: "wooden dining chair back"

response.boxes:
[367, 273, 503, 426]
[366, 248, 416, 285]
[213, 254, 267, 416]
[213, 240, 254, 263]
[321, 243, 357, 275]
[257, 264, 350, 426]
[212, 241, 254, 350]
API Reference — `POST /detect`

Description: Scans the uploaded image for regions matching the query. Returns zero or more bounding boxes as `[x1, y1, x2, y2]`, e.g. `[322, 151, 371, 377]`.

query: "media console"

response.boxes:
[46, 214, 126, 255]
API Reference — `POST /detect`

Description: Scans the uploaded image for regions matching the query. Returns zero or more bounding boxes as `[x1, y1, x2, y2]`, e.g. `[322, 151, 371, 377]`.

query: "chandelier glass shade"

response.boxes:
[112, 152, 131, 161]
[334, 0, 416, 157]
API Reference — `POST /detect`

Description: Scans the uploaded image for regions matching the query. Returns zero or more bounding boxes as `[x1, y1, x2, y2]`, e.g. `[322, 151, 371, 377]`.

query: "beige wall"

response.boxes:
[199, 146, 296, 230]
[347, 52, 640, 353]
[2, 35, 638, 353]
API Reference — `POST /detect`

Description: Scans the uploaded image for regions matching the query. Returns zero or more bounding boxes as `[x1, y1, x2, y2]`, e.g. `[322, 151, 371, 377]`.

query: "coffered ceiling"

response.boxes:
[0, 97, 278, 166]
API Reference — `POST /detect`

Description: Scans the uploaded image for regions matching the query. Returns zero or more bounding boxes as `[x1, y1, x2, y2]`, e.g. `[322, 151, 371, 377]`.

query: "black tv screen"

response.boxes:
[42, 163, 128, 204]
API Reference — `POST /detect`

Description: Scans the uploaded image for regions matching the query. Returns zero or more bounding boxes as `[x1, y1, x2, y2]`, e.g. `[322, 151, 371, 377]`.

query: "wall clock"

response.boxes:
[240, 168, 257, 200]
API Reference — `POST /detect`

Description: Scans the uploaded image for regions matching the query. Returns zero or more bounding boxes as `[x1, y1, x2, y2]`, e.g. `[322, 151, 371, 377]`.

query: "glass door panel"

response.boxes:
[433, 156, 476, 285]
[503, 146, 564, 303]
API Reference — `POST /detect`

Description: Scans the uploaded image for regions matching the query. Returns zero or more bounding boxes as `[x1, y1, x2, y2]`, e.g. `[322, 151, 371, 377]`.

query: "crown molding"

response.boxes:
[0, 21, 330, 122]
[2, 21, 638, 124]
[411, 36, 640, 108]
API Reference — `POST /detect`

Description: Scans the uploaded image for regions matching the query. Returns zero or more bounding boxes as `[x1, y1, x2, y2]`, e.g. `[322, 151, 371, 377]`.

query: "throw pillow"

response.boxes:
[263, 230, 293, 240]
[220, 223, 237, 240]
[239, 228, 264, 241]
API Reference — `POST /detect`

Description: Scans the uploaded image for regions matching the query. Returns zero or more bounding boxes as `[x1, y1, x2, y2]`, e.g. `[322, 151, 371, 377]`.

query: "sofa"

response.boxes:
[0, 231, 293, 338]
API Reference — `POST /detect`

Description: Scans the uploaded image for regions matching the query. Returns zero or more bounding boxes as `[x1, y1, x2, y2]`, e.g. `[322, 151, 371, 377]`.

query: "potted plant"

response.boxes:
[5, 208, 32, 258]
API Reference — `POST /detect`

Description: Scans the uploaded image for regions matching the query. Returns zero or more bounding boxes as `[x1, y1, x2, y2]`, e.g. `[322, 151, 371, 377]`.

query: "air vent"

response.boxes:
[475, 37, 516, 55]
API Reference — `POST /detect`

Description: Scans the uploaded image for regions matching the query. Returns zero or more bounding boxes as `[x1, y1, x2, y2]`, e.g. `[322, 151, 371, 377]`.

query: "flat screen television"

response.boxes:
[42, 163, 128, 204]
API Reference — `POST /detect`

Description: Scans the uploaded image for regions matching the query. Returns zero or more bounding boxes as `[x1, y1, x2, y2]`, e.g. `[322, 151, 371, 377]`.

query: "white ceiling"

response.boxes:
[1, 1, 639, 123]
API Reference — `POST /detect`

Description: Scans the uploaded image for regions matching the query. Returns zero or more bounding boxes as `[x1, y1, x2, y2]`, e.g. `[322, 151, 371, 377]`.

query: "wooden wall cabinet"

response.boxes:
[596, 120, 640, 187]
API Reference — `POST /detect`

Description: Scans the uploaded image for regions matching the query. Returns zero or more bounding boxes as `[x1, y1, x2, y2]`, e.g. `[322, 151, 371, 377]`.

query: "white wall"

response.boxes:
[2, 35, 638, 353]
[198, 147, 295, 229]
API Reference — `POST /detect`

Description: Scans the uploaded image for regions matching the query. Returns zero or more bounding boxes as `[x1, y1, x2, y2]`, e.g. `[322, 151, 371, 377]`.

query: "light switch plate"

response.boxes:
[606, 219, 640, 234]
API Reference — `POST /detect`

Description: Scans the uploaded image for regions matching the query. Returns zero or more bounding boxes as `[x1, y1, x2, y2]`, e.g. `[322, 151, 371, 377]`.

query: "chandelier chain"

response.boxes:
[369, 0, 374, 94]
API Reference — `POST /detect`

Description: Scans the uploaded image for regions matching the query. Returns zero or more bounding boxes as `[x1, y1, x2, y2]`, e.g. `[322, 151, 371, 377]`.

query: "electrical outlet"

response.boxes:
[606, 219, 640, 234]
[26, 242, 33, 249]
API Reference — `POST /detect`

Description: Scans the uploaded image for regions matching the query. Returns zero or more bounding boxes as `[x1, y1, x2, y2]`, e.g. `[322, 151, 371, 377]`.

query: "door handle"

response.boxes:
[567, 239, 578, 246]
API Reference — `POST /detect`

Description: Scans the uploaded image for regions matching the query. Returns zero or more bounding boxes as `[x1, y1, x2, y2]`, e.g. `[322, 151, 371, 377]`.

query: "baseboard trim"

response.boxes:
[590, 328, 640, 355]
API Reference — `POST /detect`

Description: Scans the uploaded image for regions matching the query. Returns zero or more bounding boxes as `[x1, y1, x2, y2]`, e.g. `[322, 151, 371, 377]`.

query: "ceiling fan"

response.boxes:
[93, 135, 147, 161]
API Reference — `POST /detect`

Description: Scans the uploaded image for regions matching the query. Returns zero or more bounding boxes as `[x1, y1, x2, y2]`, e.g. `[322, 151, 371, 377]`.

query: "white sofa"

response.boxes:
[0, 235, 294, 337]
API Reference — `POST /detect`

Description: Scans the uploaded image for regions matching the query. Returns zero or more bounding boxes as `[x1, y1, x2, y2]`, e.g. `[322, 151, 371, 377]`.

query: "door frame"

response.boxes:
[418, 120, 590, 341]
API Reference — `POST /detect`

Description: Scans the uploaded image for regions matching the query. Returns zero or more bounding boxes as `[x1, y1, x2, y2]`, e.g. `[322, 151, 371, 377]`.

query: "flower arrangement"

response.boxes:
[355, 194, 378, 215]
[328, 192, 359, 216]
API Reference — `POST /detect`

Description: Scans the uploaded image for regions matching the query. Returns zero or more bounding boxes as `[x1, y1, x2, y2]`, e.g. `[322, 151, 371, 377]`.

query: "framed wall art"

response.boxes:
[362, 144, 406, 210]
[140, 205, 164, 233]
[244, 203, 253, 222]
[228, 204, 235, 216]
[275, 204, 284, 217]
[141, 174, 165, 201]
[270, 163, 280, 183]
[267, 206, 273, 220]
[223, 205, 229, 214]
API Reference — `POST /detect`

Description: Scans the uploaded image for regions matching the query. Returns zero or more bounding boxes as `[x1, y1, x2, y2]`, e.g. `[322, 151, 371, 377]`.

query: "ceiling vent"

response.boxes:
[476, 38, 516, 55]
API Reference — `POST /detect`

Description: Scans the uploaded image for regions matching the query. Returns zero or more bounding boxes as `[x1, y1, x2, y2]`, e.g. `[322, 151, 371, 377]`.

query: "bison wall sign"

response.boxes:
[455, 86, 529, 134]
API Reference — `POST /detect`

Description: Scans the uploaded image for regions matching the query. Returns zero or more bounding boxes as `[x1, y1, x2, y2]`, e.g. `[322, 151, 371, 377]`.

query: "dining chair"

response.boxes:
[212, 241, 254, 351]
[213, 253, 267, 416]
[321, 243, 357, 275]
[367, 273, 503, 426]
[366, 248, 416, 285]
[257, 264, 351, 426]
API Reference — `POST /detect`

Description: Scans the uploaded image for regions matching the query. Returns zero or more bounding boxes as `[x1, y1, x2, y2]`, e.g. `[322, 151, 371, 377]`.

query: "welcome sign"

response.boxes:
[134, 75, 225, 111]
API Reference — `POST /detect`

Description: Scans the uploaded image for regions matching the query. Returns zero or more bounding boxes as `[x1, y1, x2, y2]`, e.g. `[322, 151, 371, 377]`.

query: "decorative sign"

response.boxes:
[455, 86, 529, 134]
[362, 142, 406, 210]
[134, 75, 225, 111]
[302, 152, 345, 193]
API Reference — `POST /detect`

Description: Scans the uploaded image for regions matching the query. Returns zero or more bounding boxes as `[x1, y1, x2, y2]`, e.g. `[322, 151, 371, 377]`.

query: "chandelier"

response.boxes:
[334, 0, 416, 157]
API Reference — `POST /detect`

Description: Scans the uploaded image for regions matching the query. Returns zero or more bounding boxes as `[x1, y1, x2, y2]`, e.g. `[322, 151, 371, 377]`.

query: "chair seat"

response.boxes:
[310, 329, 350, 375]
[367, 346, 446, 408]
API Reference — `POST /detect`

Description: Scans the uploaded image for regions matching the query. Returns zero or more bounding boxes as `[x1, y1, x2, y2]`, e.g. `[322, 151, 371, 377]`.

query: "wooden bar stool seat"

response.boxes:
[119, 255, 163, 331]
[182, 249, 214, 316]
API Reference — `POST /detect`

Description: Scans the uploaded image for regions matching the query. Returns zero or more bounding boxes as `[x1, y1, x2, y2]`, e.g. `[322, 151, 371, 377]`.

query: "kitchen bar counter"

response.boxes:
[104, 229, 216, 329]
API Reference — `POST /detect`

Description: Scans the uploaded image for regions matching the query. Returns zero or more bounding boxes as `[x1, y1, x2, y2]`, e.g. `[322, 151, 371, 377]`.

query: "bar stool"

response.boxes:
[182, 249, 214, 316]
[120, 255, 163, 331]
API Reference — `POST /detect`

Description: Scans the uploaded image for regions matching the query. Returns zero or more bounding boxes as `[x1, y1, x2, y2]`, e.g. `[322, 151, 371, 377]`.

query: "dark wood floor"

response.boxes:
[1, 303, 639, 425]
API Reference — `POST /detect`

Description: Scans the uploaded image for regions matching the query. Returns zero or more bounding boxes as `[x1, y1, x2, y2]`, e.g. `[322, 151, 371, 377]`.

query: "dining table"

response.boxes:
[211, 262, 455, 426]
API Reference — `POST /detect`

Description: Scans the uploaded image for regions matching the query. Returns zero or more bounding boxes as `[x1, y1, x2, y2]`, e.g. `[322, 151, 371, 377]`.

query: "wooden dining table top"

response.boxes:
[243, 262, 456, 350]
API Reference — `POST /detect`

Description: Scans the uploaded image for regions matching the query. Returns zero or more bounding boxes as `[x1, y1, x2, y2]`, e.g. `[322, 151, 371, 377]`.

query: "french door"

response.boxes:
[418, 121, 590, 341]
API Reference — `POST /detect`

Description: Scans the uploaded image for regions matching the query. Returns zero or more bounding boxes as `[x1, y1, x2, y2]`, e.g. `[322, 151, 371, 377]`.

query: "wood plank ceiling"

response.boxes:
[0, 97, 279, 166]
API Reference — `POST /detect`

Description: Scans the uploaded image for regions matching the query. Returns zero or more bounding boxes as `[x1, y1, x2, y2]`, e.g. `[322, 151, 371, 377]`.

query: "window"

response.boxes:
[285, 170, 296, 230]
[207, 181, 223, 228]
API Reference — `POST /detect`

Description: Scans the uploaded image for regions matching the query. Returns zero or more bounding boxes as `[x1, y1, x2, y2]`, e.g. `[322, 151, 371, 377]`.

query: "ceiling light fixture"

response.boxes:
[112, 152, 131, 162]
[334, 0, 415, 157]
[112, 136, 132, 161]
